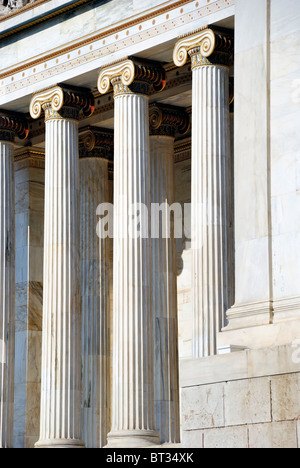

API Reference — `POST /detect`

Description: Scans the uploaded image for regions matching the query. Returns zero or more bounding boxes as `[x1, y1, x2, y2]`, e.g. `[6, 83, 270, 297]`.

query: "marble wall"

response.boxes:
[175, 147, 192, 360]
[14, 149, 44, 449]
[226, 0, 273, 329]
[0, 0, 165, 69]
[221, 0, 300, 349]
[181, 344, 300, 448]
[270, 0, 300, 320]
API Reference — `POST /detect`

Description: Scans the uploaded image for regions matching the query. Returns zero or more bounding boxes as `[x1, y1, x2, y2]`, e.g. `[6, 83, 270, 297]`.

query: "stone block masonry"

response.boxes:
[181, 344, 300, 448]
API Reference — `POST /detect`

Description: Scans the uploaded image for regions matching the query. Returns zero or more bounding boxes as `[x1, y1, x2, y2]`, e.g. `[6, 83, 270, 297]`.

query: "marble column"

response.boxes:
[29, 85, 94, 448]
[79, 127, 113, 448]
[174, 27, 234, 358]
[149, 103, 189, 444]
[98, 58, 166, 447]
[0, 111, 28, 448]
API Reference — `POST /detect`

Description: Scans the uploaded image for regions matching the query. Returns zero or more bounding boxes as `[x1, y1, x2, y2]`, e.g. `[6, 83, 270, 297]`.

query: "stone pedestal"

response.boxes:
[174, 27, 234, 358]
[79, 128, 113, 448]
[0, 111, 28, 448]
[30, 85, 94, 448]
[98, 58, 165, 448]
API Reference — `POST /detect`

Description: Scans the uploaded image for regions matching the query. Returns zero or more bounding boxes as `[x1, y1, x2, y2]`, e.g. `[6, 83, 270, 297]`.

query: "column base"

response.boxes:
[35, 439, 85, 449]
[106, 430, 160, 448]
[224, 300, 273, 331]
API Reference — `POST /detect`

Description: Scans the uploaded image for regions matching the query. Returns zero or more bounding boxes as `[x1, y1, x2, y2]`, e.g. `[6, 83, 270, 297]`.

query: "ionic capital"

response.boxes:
[98, 57, 166, 97]
[29, 84, 95, 121]
[173, 26, 234, 70]
[149, 103, 190, 138]
[79, 126, 114, 160]
[0, 110, 29, 143]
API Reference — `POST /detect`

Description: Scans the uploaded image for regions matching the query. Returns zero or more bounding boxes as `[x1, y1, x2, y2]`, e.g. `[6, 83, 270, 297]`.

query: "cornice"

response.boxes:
[174, 138, 191, 163]
[0, 0, 51, 23]
[0, 0, 99, 35]
[0, 0, 194, 80]
[14, 146, 45, 161]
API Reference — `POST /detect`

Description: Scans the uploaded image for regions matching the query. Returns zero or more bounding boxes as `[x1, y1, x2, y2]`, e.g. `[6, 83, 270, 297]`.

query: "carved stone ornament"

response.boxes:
[149, 103, 190, 138]
[98, 57, 166, 97]
[0, 110, 29, 142]
[173, 26, 234, 69]
[29, 84, 95, 121]
[79, 126, 114, 160]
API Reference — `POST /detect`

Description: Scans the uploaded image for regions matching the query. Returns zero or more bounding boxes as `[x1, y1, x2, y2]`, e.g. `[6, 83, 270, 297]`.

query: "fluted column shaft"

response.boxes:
[35, 116, 84, 448]
[108, 91, 159, 447]
[0, 112, 28, 448]
[97, 58, 166, 448]
[0, 140, 15, 448]
[80, 154, 110, 448]
[191, 62, 230, 358]
[30, 86, 94, 449]
[174, 28, 233, 358]
[150, 135, 180, 444]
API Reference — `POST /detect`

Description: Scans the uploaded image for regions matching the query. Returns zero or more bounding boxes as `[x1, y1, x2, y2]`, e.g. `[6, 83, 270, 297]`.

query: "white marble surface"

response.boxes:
[191, 63, 231, 357]
[36, 116, 84, 448]
[14, 156, 45, 373]
[0, 0, 235, 107]
[0, 141, 15, 448]
[270, 0, 300, 310]
[180, 344, 300, 448]
[174, 157, 192, 360]
[224, 0, 273, 332]
[80, 157, 110, 448]
[108, 91, 159, 448]
[150, 135, 180, 444]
